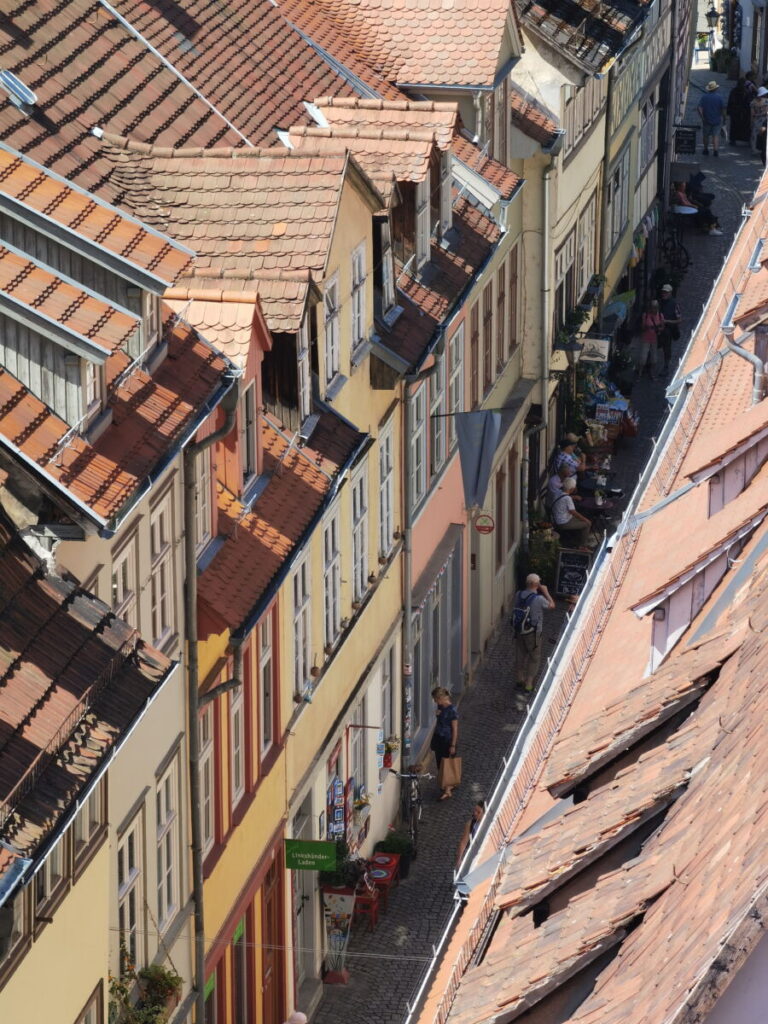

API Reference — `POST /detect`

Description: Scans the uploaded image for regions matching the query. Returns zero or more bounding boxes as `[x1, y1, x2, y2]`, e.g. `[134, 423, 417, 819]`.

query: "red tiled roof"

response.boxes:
[277, 0, 513, 87]
[509, 86, 560, 147]
[313, 97, 458, 148]
[199, 411, 363, 633]
[0, 511, 173, 890]
[165, 296, 256, 368]
[0, 0, 242, 198]
[166, 269, 313, 333]
[0, 308, 231, 524]
[0, 144, 193, 287]
[451, 135, 522, 200]
[109, 0, 361, 146]
[0, 243, 139, 356]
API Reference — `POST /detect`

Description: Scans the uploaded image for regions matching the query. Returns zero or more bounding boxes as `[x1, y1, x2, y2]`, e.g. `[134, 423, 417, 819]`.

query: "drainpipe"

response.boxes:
[473, 91, 483, 141]
[725, 331, 764, 404]
[402, 346, 444, 758]
[183, 379, 239, 1024]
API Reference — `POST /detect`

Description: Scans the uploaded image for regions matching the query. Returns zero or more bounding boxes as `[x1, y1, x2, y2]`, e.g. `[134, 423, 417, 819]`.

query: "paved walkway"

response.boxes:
[309, 66, 764, 1024]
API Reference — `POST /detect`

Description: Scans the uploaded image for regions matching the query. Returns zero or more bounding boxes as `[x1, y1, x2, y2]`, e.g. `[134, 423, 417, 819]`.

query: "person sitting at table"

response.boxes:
[551, 477, 591, 547]
[546, 465, 581, 511]
[672, 181, 723, 235]
[553, 438, 586, 476]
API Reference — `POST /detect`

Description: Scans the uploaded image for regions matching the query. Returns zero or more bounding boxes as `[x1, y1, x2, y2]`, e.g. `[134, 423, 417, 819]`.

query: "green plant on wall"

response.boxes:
[109, 948, 182, 1024]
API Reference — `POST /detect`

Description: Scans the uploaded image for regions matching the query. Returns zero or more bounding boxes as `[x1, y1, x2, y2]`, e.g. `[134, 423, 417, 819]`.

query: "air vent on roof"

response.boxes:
[0, 70, 37, 115]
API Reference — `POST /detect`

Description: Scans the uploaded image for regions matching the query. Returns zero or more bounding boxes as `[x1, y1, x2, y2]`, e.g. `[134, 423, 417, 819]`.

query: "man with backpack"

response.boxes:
[512, 574, 556, 693]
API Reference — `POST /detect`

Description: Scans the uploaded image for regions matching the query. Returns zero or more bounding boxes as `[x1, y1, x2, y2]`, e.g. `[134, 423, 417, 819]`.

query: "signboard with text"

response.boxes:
[284, 838, 337, 871]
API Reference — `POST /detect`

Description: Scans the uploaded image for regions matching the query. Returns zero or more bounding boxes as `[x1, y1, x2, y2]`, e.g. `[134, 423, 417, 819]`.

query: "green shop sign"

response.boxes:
[284, 838, 337, 871]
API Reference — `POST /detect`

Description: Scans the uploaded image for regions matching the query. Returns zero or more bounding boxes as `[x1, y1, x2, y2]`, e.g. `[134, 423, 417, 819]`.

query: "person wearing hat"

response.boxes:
[751, 86, 768, 157]
[698, 81, 725, 156]
[658, 284, 681, 376]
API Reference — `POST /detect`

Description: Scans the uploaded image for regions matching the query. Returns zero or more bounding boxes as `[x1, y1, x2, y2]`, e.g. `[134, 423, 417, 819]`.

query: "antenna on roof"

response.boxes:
[0, 70, 37, 116]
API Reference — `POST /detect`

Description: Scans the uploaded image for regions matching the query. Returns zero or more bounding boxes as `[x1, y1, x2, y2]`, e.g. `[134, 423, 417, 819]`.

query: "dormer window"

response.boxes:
[439, 152, 453, 239]
[125, 288, 161, 360]
[82, 359, 104, 424]
[415, 178, 431, 270]
[351, 243, 367, 351]
[374, 217, 400, 326]
[324, 276, 340, 386]
[239, 382, 258, 485]
[297, 317, 312, 422]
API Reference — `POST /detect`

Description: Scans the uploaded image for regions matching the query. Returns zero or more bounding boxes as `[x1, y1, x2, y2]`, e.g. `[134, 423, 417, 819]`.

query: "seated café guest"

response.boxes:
[554, 439, 586, 476]
[751, 86, 768, 154]
[551, 477, 591, 547]
[672, 182, 723, 235]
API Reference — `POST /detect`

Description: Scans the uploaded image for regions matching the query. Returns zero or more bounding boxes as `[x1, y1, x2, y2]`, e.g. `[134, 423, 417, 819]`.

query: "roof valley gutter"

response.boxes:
[4, 659, 179, 905]
[96, 0, 254, 147]
[232, 429, 371, 641]
[281, 19, 382, 100]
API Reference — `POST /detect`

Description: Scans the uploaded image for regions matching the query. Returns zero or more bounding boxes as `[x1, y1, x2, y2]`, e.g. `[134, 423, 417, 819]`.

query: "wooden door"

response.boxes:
[261, 861, 285, 1024]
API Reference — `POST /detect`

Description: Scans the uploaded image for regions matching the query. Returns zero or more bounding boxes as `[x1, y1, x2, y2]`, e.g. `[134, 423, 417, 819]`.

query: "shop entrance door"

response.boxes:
[292, 804, 316, 990]
[261, 860, 285, 1024]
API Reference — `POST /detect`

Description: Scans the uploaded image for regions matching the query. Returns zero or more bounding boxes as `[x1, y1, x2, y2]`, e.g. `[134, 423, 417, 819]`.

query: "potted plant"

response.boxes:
[383, 735, 400, 768]
[319, 840, 366, 890]
[374, 829, 416, 879]
[138, 964, 183, 1015]
[109, 950, 184, 1024]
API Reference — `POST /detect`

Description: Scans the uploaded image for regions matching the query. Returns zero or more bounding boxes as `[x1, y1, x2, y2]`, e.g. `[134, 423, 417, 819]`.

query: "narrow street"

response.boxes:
[311, 62, 765, 1024]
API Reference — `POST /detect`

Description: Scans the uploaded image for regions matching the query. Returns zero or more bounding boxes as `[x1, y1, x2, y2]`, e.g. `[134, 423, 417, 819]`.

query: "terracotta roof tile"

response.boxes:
[278, 0, 513, 87]
[0, 308, 231, 524]
[0, 243, 139, 356]
[0, 0, 242, 198]
[198, 411, 363, 632]
[313, 97, 458, 147]
[165, 297, 255, 368]
[509, 86, 560, 147]
[451, 135, 522, 200]
[166, 270, 313, 333]
[0, 511, 173, 893]
[733, 264, 768, 328]
[0, 144, 193, 286]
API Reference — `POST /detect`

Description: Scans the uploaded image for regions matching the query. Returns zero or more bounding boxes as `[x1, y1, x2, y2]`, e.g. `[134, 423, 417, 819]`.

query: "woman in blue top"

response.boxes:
[430, 686, 459, 800]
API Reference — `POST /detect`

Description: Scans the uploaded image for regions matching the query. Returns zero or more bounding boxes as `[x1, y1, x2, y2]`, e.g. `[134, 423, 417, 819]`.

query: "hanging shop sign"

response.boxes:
[284, 838, 338, 872]
[474, 512, 495, 534]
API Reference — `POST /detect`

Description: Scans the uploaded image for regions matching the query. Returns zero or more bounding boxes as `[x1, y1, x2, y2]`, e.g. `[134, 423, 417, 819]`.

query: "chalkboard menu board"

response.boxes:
[674, 127, 697, 156]
[555, 549, 591, 597]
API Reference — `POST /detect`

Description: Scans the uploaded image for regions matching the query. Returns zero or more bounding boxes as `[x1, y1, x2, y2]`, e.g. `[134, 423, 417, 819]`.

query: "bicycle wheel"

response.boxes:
[408, 801, 419, 858]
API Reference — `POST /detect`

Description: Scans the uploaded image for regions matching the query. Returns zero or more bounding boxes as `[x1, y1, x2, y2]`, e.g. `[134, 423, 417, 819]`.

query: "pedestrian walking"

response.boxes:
[658, 283, 681, 375]
[636, 299, 665, 379]
[698, 81, 725, 156]
[430, 686, 459, 800]
[455, 799, 486, 869]
[512, 574, 555, 692]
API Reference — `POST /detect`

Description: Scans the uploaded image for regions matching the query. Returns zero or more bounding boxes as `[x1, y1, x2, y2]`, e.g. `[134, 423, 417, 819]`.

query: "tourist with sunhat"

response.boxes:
[698, 81, 725, 156]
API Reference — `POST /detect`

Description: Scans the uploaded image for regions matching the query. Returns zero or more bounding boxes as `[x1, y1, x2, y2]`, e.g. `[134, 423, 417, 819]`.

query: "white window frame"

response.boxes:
[83, 359, 102, 420]
[576, 192, 598, 298]
[638, 91, 658, 176]
[606, 146, 631, 251]
[380, 221, 396, 315]
[240, 382, 258, 484]
[415, 177, 431, 270]
[351, 243, 367, 351]
[379, 421, 395, 557]
[74, 782, 104, 859]
[381, 644, 395, 742]
[230, 684, 245, 807]
[297, 317, 312, 422]
[117, 814, 144, 969]
[111, 535, 138, 627]
[1, 891, 24, 966]
[351, 695, 367, 794]
[430, 353, 446, 475]
[150, 492, 174, 647]
[448, 324, 464, 451]
[554, 230, 577, 331]
[293, 554, 312, 694]
[125, 289, 161, 358]
[351, 461, 369, 602]
[323, 506, 342, 649]
[74, 988, 102, 1024]
[259, 614, 274, 755]
[410, 383, 427, 508]
[199, 706, 215, 857]
[324, 276, 340, 385]
[156, 758, 180, 931]
[439, 152, 453, 238]
[35, 838, 65, 906]
[194, 449, 213, 553]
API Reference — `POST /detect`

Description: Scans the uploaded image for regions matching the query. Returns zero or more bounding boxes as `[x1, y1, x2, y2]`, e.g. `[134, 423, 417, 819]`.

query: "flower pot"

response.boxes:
[383, 752, 393, 768]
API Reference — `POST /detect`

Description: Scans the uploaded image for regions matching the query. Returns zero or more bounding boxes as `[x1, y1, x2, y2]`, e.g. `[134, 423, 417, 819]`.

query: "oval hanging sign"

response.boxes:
[474, 512, 495, 534]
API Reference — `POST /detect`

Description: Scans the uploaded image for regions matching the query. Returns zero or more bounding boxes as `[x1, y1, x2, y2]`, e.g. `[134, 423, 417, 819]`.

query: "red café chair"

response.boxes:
[353, 873, 380, 932]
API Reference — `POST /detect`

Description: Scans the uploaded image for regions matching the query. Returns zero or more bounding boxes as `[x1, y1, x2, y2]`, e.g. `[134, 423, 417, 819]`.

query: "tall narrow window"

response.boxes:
[297, 318, 312, 422]
[470, 305, 479, 408]
[324, 277, 340, 385]
[379, 421, 394, 557]
[439, 152, 453, 238]
[259, 613, 274, 755]
[381, 645, 395, 742]
[380, 221, 397, 316]
[410, 384, 427, 509]
[194, 450, 213, 552]
[150, 494, 174, 647]
[576, 193, 598, 297]
[351, 696, 367, 792]
[112, 536, 138, 627]
[74, 987, 102, 1024]
[156, 758, 179, 931]
[323, 509, 342, 648]
[351, 243, 366, 350]
[351, 462, 369, 602]
[508, 247, 519, 357]
[230, 684, 245, 806]
[553, 231, 577, 336]
[293, 555, 311, 694]
[448, 324, 464, 450]
[508, 448, 518, 549]
[495, 468, 506, 569]
[232, 919, 249, 1023]
[84, 360, 101, 415]
[483, 282, 493, 392]
[35, 839, 64, 907]
[74, 781, 104, 862]
[117, 815, 143, 969]
[199, 705, 215, 857]
[430, 353, 446, 475]
[240, 383, 258, 484]
[496, 265, 506, 368]
[415, 177, 431, 269]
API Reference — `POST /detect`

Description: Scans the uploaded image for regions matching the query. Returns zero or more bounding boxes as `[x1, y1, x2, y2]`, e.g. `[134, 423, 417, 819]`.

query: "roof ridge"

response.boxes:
[314, 96, 458, 113]
[291, 125, 438, 142]
[100, 133, 349, 162]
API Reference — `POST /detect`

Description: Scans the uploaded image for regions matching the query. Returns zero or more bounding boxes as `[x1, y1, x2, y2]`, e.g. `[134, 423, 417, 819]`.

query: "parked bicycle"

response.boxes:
[660, 214, 691, 271]
[389, 767, 432, 857]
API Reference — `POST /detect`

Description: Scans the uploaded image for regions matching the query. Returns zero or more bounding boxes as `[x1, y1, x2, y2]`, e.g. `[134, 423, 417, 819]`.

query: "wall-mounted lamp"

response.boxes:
[705, 4, 719, 28]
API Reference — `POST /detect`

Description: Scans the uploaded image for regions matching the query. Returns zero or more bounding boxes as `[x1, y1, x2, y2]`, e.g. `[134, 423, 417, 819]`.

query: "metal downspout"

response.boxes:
[726, 334, 764, 404]
[182, 382, 239, 1024]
